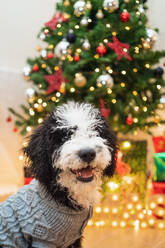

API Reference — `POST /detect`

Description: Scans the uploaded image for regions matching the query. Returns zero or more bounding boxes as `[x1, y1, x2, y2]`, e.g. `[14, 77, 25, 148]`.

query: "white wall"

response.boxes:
[0, 0, 164, 187]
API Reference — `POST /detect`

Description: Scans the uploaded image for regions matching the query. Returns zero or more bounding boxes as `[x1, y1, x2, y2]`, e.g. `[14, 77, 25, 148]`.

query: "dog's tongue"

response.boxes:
[76, 167, 93, 178]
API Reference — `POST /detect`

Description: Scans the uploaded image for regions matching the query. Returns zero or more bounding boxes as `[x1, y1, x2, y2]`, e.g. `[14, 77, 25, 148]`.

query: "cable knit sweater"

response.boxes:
[0, 180, 93, 248]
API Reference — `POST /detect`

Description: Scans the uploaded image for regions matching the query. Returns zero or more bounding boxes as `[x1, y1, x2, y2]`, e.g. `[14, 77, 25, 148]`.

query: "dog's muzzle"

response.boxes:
[71, 148, 96, 183]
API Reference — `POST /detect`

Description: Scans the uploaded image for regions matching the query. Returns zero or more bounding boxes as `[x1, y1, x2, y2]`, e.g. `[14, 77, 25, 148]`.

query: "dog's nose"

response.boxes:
[78, 148, 96, 163]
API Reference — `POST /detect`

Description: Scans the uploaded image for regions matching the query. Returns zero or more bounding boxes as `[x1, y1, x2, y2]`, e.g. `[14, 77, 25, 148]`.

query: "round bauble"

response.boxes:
[96, 43, 107, 56]
[126, 115, 133, 125]
[86, 1, 92, 10]
[120, 10, 130, 22]
[26, 88, 35, 98]
[82, 39, 91, 50]
[54, 39, 70, 58]
[146, 28, 158, 47]
[97, 74, 114, 88]
[74, 55, 80, 62]
[74, 73, 87, 87]
[23, 65, 31, 76]
[154, 67, 164, 77]
[74, 0, 86, 16]
[48, 53, 54, 59]
[66, 30, 76, 43]
[103, 0, 119, 13]
[96, 9, 104, 19]
[80, 16, 88, 26]
[32, 64, 39, 72]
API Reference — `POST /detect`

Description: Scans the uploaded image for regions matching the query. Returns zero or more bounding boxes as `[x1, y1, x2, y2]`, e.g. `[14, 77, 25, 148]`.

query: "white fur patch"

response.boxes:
[52, 102, 112, 208]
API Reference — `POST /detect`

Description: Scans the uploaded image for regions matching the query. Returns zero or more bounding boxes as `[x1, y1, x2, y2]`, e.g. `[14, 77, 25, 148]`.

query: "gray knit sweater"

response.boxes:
[0, 180, 92, 248]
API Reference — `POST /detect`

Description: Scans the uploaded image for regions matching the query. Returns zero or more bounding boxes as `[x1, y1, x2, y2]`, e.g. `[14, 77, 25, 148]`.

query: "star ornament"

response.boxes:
[107, 37, 132, 61]
[44, 68, 66, 94]
[45, 13, 66, 31]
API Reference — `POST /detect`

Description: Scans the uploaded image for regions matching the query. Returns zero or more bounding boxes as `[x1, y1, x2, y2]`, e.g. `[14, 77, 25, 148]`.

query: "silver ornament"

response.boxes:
[97, 74, 114, 88]
[96, 9, 104, 19]
[54, 39, 70, 58]
[82, 39, 91, 50]
[160, 96, 165, 104]
[26, 88, 35, 98]
[40, 49, 47, 58]
[74, 0, 86, 16]
[138, 4, 145, 14]
[146, 28, 158, 43]
[80, 16, 88, 26]
[23, 65, 31, 76]
[40, 32, 46, 40]
[103, 0, 119, 13]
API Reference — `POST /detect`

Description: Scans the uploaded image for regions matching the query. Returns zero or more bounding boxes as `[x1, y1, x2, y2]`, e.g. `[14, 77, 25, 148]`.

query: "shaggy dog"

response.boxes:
[0, 102, 117, 248]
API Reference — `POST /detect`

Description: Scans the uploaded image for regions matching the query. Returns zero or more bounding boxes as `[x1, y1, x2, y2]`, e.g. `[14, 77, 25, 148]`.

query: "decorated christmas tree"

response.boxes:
[9, 0, 165, 135]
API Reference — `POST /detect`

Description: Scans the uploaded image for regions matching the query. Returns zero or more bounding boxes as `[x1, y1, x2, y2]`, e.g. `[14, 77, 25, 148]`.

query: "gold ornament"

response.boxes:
[59, 83, 66, 94]
[154, 115, 161, 123]
[64, 0, 70, 6]
[96, 9, 104, 19]
[37, 104, 44, 112]
[36, 45, 41, 52]
[74, 73, 87, 87]
[24, 76, 30, 81]
[86, 1, 92, 10]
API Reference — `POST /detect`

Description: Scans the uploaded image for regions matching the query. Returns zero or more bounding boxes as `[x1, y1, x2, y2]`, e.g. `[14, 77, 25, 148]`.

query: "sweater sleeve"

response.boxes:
[0, 194, 30, 248]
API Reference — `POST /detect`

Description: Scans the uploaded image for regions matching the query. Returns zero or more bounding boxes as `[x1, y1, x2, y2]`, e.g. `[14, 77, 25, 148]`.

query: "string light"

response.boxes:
[122, 141, 131, 149]
[133, 118, 138, 123]
[112, 32, 117, 36]
[125, 26, 131, 31]
[140, 221, 147, 228]
[134, 106, 139, 112]
[95, 68, 100, 72]
[148, 218, 155, 226]
[75, 25, 79, 29]
[95, 207, 102, 213]
[120, 221, 126, 228]
[94, 54, 99, 59]
[103, 207, 110, 213]
[157, 85, 161, 89]
[133, 68, 138, 72]
[42, 102, 47, 107]
[76, 48, 82, 54]
[123, 212, 130, 219]
[143, 106, 147, 112]
[103, 39, 108, 43]
[133, 91, 138, 96]
[26, 126, 32, 132]
[108, 181, 119, 191]
[41, 64, 46, 69]
[127, 203, 133, 210]
[87, 220, 93, 226]
[38, 98, 43, 104]
[54, 66, 59, 71]
[112, 220, 118, 227]
[145, 63, 150, 68]
[112, 208, 118, 214]
[38, 118, 43, 124]
[89, 86, 95, 91]
[56, 92, 61, 97]
[136, 203, 142, 211]
[106, 24, 111, 28]
[112, 99, 117, 104]
[23, 141, 28, 147]
[57, 31, 63, 36]
[112, 194, 119, 201]
[135, 47, 139, 53]
[19, 155, 24, 161]
[107, 88, 112, 94]
[121, 82, 126, 87]
[57, 24, 62, 28]
[157, 197, 164, 204]
[121, 70, 126, 75]
[51, 97, 56, 102]
[70, 87, 75, 93]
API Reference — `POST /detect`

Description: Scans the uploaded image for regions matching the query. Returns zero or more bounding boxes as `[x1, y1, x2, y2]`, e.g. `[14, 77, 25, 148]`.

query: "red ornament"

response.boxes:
[99, 99, 110, 119]
[96, 44, 107, 56]
[152, 136, 165, 153]
[6, 116, 12, 122]
[44, 68, 66, 94]
[13, 127, 18, 132]
[47, 53, 54, 59]
[45, 13, 67, 31]
[120, 10, 130, 22]
[126, 115, 133, 125]
[74, 55, 80, 62]
[107, 36, 132, 61]
[32, 64, 39, 72]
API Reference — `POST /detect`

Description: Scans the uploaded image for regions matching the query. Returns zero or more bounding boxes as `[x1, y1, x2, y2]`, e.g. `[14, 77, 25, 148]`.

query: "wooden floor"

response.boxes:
[83, 227, 165, 248]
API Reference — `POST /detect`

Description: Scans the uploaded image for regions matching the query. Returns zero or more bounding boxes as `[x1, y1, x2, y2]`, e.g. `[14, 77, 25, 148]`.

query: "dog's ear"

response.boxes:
[97, 116, 118, 177]
[23, 114, 57, 186]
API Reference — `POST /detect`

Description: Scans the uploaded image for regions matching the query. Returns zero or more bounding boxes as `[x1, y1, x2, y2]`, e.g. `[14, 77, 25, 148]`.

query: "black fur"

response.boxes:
[23, 107, 117, 211]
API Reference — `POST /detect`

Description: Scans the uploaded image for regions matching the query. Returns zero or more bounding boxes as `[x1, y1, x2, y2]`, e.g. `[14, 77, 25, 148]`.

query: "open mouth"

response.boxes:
[71, 166, 94, 183]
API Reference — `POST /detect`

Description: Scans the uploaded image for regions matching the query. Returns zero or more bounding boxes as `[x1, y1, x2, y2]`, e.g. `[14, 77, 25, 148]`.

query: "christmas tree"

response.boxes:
[10, 0, 165, 135]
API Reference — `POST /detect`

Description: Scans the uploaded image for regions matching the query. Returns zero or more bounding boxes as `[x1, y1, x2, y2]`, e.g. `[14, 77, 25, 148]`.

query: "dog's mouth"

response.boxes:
[71, 166, 94, 183]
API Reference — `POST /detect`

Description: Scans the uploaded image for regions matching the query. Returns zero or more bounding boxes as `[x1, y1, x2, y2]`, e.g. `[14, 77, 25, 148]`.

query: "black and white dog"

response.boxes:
[0, 102, 117, 248]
